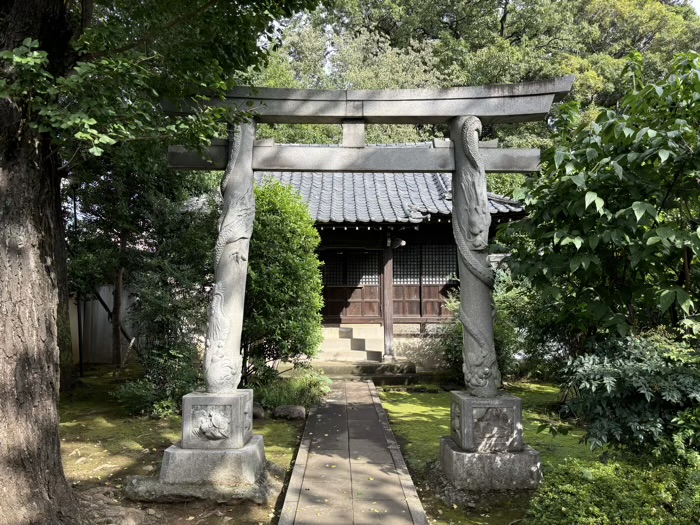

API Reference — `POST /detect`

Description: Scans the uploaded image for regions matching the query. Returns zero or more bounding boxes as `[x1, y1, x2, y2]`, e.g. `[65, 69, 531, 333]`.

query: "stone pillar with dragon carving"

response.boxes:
[127, 123, 267, 503]
[439, 116, 541, 491]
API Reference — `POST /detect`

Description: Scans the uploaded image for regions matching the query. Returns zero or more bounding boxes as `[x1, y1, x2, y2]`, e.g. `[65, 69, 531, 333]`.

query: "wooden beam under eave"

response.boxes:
[167, 144, 541, 173]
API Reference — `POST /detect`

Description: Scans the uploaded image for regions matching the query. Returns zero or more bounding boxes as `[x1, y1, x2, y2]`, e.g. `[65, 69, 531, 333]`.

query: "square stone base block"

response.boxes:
[440, 437, 542, 491]
[160, 434, 265, 486]
[450, 391, 523, 452]
[182, 390, 253, 450]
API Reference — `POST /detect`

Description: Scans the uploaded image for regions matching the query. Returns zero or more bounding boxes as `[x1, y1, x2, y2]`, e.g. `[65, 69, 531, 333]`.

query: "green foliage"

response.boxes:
[241, 180, 324, 383]
[565, 333, 700, 460]
[1, 1, 316, 162]
[492, 269, 527, 378]
[507, 52, 700, 350]
[251, 21, 444, 145]
[525, 458, 700, 525]
[252, 369, 332, 409]
[419, 273, 522, 382]
[111, 192, 218, 415]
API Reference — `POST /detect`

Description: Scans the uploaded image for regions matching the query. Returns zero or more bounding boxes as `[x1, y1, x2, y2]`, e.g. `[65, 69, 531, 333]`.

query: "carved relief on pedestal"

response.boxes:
[243, 398, 253, 434]
[451, 401, 462, 443]
[192, 405, 232, 441]
[472, 407, 514, 452]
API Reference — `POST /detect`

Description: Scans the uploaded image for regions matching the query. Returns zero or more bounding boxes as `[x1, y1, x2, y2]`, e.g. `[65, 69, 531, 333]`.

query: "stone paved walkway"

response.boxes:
[279, 380, 428, 525]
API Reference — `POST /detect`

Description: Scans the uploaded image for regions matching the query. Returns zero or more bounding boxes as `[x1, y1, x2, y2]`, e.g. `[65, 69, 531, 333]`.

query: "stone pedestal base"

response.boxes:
[161, 434, 265, 485]
[440, 437, 542, 491]
[126, 435, 268, 503]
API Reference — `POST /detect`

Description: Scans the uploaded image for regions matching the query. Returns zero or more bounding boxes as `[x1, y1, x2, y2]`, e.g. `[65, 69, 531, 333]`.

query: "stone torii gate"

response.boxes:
[130, 77, 573, 500]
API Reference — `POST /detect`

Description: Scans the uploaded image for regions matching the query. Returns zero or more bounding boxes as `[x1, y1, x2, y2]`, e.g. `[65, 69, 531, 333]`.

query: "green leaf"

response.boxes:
[676, 289, 694, 315]
[658, 149, 671, 163]
[631, 201, 654, 222]
[612, 161, 623, 177]
[659, 290, 676, 313]
[554, 149, 566, 168]
[570, 256, 583, 272]
[586, 148, 598, 163]
[585, 191, 598, 209]
[594, 197, 605, 213]
[571, 174, 586, 188]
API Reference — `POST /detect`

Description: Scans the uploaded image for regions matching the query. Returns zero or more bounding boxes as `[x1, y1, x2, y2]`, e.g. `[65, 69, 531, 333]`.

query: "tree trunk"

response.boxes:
[112, 264, 124, 365]
[0, 1, 83, 522]
[0, 126, 84, 525]
[53, 136, 75, 391]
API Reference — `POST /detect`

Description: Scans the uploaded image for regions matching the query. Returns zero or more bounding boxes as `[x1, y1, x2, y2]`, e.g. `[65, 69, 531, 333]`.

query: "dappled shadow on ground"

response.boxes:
[60, 370, 304, 525]
[379, 385, 599, 525]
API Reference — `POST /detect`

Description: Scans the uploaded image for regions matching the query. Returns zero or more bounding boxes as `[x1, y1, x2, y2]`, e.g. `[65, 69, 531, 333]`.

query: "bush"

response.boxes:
[566, 332, 700, 460]
[252, 369, 332, 409]
[113, 193, 218, 416]
[525, 458, 700, 525]
[241, 179, 324, 384]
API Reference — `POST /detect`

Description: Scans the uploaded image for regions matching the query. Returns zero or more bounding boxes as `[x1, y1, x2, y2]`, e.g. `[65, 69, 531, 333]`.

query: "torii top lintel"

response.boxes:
[190, 76, 574, 125]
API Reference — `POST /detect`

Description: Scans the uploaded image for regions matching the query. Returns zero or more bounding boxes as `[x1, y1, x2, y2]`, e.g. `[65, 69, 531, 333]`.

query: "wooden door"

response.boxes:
[393, 244, 457, 319]
[320, 250, 381, 321]
[393, 246, 421, 317]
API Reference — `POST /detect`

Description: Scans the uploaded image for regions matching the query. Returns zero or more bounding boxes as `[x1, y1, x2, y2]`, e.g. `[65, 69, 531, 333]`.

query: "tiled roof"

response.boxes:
[254, 171, 524, 224]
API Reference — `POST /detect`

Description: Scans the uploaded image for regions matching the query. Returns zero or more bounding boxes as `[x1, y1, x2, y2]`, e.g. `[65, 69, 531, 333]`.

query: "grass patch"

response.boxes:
[60, 369, 304, 524]
[379, 381, 598, 525]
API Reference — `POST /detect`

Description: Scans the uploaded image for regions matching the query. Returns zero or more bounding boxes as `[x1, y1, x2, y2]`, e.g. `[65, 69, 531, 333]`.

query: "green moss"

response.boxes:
[59, 370, 303, 487]
[379, 382, 599, 525]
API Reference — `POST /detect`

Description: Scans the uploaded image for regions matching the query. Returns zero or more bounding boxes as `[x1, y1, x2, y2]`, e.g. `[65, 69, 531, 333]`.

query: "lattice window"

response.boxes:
[422, 245, 457, 285]
[320, 252, 344, 286]
[346, 252, 380, 286]
[394, 246, 420, 285]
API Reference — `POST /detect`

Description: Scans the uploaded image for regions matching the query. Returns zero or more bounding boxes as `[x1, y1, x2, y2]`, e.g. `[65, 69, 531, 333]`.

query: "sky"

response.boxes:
[694, 0, 700, 13]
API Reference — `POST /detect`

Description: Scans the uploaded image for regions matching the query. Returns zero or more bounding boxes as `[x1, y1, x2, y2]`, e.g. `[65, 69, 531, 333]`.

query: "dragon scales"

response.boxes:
[450, 116, 502, 397]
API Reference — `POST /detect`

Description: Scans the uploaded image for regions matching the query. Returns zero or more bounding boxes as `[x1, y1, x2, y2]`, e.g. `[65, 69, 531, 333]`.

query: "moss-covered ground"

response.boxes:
[60, 369, 303, 524]
[379, 381, 599, 525]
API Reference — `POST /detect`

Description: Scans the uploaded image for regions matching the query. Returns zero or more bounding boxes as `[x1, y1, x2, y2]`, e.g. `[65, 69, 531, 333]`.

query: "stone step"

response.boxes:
[311, 360, 417, 376]
[333, 324, 383, 339]
[327, 374, 421, 386]
[356, 337, 384, 351]
[321, 326, 341, 338]
[315, 350, 381, 362]
[322, 325, 355, 339]
[320, 338, 352, 351]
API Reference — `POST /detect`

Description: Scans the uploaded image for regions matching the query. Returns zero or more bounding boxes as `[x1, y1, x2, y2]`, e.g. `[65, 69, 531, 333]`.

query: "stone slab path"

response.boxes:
[279, 380, 428, 525]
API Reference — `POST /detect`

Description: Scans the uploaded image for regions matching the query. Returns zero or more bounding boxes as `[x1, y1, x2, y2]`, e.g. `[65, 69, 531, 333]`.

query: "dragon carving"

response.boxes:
[452, 116, 501, 397]
[203, 124, 255, 393]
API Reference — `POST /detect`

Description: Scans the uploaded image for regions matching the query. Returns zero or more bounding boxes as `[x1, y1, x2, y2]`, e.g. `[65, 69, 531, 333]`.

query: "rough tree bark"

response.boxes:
[0, 1, 84, 523]
[112, 235, 126, 365]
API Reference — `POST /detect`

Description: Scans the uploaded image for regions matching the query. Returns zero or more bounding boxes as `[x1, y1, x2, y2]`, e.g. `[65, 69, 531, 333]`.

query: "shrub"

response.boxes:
[253, 369, 332, 409]
[241, 179, 324, 384]
[565, 332, 700, 459]
[112, 189, 217, 416]
[525, 458, 700, 525]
